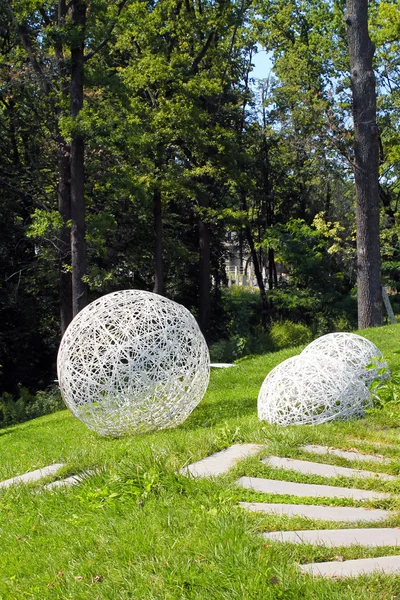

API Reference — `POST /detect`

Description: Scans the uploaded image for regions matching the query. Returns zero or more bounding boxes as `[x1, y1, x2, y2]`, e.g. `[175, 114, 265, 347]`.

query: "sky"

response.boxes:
[249, 47, 273, 80]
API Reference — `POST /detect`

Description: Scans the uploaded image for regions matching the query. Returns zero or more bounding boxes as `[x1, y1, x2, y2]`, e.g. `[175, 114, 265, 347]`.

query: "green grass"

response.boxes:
[1, 324, 400, 598]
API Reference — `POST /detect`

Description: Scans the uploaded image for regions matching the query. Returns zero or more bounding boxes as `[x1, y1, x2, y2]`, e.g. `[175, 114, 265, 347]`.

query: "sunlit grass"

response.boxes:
[0, 323, 400, 598]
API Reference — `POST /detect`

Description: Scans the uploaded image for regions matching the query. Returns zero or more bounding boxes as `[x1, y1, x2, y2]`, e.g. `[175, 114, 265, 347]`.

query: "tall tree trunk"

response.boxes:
[346, 0, 382, 328]
[153, 183, 164, 295]
[70, 0, 88, 316]
[245, 223, 269, 327]
[58, 143, 73, 334]
[268, 247, 277, 290]
[198, 196, 211, 336]
[56, 2, 73, 333]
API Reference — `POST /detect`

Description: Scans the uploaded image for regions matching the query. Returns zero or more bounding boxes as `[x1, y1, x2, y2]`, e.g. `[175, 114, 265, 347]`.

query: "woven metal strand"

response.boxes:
[258, 355, 372, 427]
[57, 290, 210, 437]
[301, 332, 390, 386]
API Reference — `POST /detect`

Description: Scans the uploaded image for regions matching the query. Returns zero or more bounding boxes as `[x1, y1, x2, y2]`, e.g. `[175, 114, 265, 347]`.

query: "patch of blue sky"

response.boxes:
[249, 46, 273, 82]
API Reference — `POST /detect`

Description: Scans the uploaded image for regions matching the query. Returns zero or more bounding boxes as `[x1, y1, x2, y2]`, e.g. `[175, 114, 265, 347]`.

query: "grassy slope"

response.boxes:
[0, 324, 400, 599]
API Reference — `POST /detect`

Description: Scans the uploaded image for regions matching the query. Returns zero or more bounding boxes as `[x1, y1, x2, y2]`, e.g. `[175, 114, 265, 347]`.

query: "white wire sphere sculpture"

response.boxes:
[57, 290, 210, 437]
[301, 332, 390, 386]
[257, 355, 372, 426]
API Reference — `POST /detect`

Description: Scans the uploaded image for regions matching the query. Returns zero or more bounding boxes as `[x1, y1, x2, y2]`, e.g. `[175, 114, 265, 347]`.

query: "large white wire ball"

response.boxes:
[258, 355, 372, 426]
[301, 332, 390, 387]
[57, 290, 210, 437]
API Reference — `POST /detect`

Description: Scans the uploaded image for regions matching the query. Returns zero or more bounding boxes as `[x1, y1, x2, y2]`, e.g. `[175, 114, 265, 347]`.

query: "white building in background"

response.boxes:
[223, 232, 287, 288]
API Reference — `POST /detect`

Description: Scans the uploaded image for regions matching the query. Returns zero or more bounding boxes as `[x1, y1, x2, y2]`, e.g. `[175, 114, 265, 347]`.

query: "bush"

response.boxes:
[210, 331, 274, 362]
[270, 320, 313, 350]
[0, 386, 64, 428]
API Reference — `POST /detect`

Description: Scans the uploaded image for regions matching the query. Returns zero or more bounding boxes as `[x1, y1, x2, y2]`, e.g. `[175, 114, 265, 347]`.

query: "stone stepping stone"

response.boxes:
[239, 502, 390, 523]
[46, 474, 84, 490]
[299, 555, 400, 578]
[0, 464, 64, 489]
[181, 444, 265, 478]
[301, 445, 391, 464]
[348, 439, 396, 449]
[237, 476, 390, 501]
[262, 456, 395, 481]
[210, 363, 236, 368]
[263, 528, 400, 547]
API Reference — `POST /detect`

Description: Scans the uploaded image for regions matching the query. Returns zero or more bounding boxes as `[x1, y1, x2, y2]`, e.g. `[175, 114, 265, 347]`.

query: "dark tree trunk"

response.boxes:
[56, 3, 73, 333]
[153, 183, 164, 295]
[245, 224, 269, 327]
[346, 0, 382, 328]
[58, 143, 73, 334]
[198, 196, 211, 336]
[268, 247, 277, 290]
[70, 0, 88, 316]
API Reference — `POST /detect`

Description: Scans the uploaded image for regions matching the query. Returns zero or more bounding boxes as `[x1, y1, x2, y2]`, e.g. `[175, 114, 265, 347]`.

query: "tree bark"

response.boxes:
[198, 196, 211, 336]
[245, 223, 269, 327]
[346, 0, 382, 328]
[70, 0, 88, 316]
[58, 143, 73, 334]
[56, 1, 73, 333]
[153, 183, 164, 295]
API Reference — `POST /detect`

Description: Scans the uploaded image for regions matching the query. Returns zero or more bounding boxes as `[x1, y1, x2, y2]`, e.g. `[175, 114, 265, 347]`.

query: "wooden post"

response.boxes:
[382, 287, 396, 324]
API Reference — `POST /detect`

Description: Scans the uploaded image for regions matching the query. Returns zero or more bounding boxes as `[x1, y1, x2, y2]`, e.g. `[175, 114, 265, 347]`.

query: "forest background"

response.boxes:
[1, 0, 400, 424]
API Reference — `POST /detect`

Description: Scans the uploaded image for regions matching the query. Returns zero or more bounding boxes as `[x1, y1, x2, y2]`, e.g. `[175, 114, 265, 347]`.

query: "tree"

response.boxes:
[346, 0, 383, 327]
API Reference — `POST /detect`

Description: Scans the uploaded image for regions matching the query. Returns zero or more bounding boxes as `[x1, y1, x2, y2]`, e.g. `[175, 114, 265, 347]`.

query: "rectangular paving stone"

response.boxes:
[209, 363, 236, 368]
[301, 445, 391, 464]
[238, 502, 390, 523]
[262, 456, 395, 481]
[46, 475, 84, 490]
[263, 528, 400, 547]
[0, 464, 64, 489]
[347, 438, 396, 449]
[181, 444, 265, 478]
[299, 555, 400, 578]
[236, 476, 390, 501]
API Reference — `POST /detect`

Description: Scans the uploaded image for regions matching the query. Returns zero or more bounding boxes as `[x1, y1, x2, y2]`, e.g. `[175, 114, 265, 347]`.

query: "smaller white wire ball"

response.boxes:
[301, 332, 390, 387]
[258, 355, 372, 426]
[57, 290, 210, 437]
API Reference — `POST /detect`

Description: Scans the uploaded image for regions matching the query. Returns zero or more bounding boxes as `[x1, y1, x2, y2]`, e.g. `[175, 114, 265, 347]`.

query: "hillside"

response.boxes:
[0, 323, 400, 599]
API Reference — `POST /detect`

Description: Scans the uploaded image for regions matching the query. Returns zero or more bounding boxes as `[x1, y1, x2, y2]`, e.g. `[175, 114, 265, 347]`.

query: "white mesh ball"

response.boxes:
[258, 355, 372, 426]
[301, 332, 390, 386]
[57, 290, 210, 437]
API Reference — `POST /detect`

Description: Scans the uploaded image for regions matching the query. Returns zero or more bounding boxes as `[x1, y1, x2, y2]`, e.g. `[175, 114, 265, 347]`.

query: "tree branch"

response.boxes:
[84, 0, 129, 62]
[188, 30, 215, 75]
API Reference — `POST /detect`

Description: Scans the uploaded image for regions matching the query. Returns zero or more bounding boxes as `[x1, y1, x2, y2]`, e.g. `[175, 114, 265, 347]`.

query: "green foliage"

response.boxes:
[210, 286, 274, 362]
[0, 387, 64, 429]
[269, 320, 313, 350]
[371, 370, 400, 418]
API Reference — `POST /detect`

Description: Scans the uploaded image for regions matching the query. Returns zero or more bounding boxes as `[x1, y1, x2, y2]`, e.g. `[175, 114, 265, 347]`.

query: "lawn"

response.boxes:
[1, 323, 400, 599]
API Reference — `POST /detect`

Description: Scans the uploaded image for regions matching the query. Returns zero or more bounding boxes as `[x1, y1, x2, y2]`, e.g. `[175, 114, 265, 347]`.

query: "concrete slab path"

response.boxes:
[299, 555, 400, 578]
[301, 445, 391, 464]
[262, 456, 395, 481]
[181, 444, 265, 478]
[239, 502, 390, 523]
[0, 464, 64, 489]
[46, 474, 84, 489]
[237, 476, 390, 501]
[263, 528, 400, 547]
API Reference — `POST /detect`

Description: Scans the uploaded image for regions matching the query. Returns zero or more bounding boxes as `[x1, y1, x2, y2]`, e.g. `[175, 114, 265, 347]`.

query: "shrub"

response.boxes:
[0, 386, 64, 429]
[270, 320, 313, 350]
